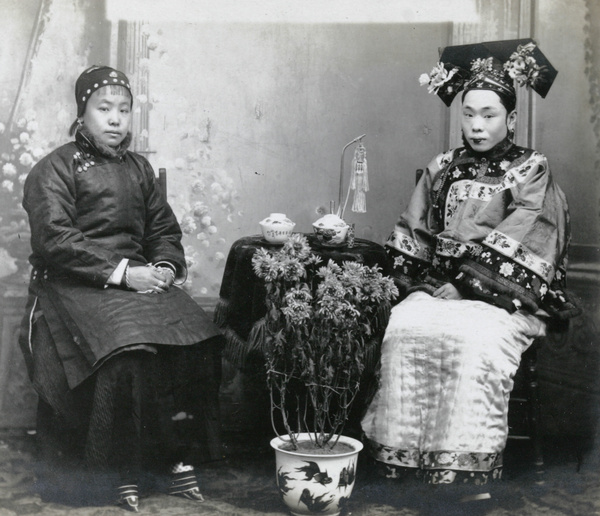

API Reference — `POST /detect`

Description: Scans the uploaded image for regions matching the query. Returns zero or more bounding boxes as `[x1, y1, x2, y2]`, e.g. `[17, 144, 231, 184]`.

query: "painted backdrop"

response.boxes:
[1, 0, 598, 299]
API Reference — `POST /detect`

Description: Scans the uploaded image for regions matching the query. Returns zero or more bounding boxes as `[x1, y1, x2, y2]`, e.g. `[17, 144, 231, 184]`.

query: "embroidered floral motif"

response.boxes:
[395, 449, 420, 466]
[367, 440, 504, 485]
[428, 470, 457, 484]
[423, 450, 502, 472]
[486, 231, 510, 249]
[551, 266, 567, 290]
[476, 245, 549, 300]
[444, 180, 472, 227]
[466, 152, 545, 202]
[393, 255, 405, 267]
[437, 149, 455, 169]
[499, 262, 514, 277]
[436, 452, 454, 466]
[457, 453, 479, 467]
[386, 230, 434, 263]
[423, 468, 501, 485]
[387, 231, 420, 255]
[467, 276, 493, 296]
[436, 236, 482, 259]
[386, 246, 428, 279]
[370, 440, 503, 473]
[484, 230, 554, 281]
[445, 196, 459, 225]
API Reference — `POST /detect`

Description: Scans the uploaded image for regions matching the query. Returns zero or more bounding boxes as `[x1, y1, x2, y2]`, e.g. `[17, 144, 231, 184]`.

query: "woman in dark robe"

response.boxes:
[19, 65, 223, 511]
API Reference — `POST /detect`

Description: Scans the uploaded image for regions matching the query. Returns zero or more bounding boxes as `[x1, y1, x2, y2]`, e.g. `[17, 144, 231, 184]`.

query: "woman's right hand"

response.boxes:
[432, 282, 463, 300]
[126, 266, 169, 293]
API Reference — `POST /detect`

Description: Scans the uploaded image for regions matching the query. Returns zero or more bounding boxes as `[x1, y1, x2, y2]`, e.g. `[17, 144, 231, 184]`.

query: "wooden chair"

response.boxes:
[415, 169, 544, 466]
[157, 167, 167, 197]
[507, 341, 544, 465]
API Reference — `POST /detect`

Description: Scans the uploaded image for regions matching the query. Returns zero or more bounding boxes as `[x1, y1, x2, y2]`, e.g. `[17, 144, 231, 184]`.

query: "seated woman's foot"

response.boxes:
[176, 486, 205, 501]
[116, 483, 139, 512]
[168, 462, 205, 502]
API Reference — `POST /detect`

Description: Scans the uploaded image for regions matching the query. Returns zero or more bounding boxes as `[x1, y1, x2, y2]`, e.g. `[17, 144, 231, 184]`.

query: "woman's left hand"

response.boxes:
[433, 283, 463, 300]
[155, 266, 175, 290]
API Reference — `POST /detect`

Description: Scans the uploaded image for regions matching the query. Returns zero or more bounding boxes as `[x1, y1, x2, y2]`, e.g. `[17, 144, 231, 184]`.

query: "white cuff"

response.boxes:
[107, 258, 130, 286]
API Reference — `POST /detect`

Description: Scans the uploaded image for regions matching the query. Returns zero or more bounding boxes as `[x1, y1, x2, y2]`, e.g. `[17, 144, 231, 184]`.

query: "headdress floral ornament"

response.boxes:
[503, 42, 547, 88]
[419, 39, 558, 107]
[470, 57, 494, 74]
[419, 62, 460, 95]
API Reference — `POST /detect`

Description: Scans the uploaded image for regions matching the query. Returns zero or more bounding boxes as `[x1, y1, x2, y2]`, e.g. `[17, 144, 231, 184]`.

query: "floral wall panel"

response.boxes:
[0, 0, 101, 292]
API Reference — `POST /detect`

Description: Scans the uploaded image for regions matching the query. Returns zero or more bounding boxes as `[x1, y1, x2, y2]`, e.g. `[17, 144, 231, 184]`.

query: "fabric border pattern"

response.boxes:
[484, 230, 554, 282]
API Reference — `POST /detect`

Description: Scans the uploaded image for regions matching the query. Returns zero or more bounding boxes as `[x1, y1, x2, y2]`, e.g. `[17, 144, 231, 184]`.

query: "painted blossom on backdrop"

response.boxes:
[0, 111, 49, 284]
[177, 154, 241, 296]
[158, 101, 242, 296]
[138, 22, 242, 297]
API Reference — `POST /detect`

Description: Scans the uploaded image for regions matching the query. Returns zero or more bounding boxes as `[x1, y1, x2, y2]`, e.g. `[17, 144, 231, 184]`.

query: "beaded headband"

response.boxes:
[75, 65, 132, 117]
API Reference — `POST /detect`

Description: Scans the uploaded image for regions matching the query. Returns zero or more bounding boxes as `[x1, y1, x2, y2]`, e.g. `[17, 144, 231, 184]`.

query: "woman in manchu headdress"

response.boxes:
[362, 39, 579, 492]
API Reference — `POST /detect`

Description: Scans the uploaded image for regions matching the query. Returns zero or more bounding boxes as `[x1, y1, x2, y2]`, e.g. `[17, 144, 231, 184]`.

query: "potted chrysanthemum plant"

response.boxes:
[251, 233, 397, 516]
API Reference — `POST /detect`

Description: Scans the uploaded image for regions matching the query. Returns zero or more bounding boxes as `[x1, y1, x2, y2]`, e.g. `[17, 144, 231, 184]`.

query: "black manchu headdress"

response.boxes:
[419, 39, 558, 106]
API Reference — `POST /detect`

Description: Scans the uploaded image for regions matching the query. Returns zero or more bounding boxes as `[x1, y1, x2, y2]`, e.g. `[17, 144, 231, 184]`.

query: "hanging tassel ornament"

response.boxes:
[350, 142, 368, 213]
[337, 134, 366, 220]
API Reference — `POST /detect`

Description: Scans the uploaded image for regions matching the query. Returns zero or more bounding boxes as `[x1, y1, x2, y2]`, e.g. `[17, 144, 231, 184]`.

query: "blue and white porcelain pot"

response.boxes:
[270, 433, 363, 516]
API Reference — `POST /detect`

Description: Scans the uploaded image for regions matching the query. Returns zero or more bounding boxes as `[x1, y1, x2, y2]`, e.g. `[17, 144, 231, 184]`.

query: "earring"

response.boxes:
[77, 118, 83, 127]
[508, 127, 515, 141]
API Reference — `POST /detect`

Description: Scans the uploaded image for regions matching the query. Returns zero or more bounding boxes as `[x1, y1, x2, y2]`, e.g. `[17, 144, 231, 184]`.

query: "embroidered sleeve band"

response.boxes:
[458, 248, 548, 313]
[386, 230, 433, 262]
[484, 230, 554, 282]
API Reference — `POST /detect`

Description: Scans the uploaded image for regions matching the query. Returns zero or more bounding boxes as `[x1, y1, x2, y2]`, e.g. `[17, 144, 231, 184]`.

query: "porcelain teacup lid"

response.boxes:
[312, 213, 348, 230]
[260, 213, 294, 226]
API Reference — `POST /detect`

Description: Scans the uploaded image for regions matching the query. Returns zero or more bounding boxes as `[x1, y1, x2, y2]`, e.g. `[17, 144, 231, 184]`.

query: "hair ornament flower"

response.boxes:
[470, 57, 494, 74]
[419, 62, 459, 94]
[503, 42, 547, 89]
